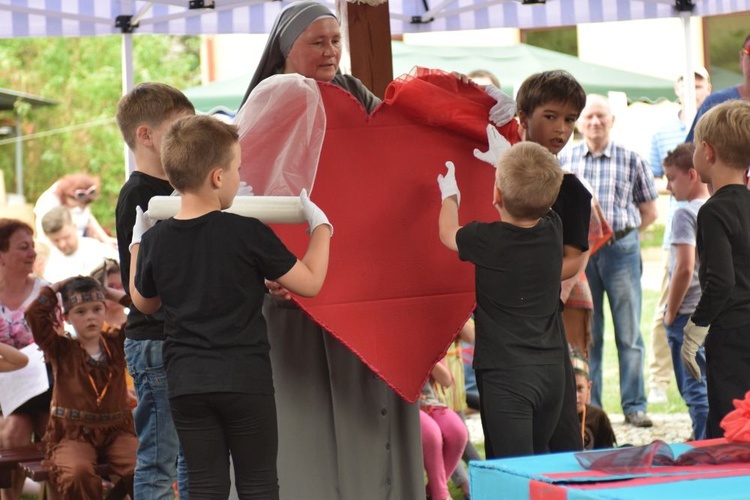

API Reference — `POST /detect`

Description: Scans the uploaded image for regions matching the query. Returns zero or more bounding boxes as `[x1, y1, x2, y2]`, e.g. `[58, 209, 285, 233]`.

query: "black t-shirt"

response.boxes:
[693, 184, 750, 328]
[457, 211, 565, 369]
[552, 173, 592, 252]
[115, 171, 174, 341]
[135, 211, 297, 399]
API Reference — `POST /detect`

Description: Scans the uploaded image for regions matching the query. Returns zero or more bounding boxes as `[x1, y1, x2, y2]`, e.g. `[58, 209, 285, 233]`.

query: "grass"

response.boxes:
[599, 287, 688, 416]
[640, 223, 665, 250]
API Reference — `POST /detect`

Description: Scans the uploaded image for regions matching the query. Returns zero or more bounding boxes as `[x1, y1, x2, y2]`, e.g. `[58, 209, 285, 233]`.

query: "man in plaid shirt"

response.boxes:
[559, 94, 659, 428]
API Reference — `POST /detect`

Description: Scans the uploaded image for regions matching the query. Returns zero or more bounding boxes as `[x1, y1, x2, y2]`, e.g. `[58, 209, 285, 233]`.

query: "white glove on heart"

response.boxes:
[474, 124, 511, 167]
[129, 206, 155, 252]
[485, 84, 517, 127]
[236, 182, 254, 196]
[300, 189, 333, 236]
[681, 318, 709, 381]
[437, 161, 461, 206]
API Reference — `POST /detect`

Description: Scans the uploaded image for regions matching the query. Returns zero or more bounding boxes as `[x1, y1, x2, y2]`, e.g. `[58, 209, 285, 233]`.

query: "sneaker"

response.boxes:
[625, 410, 653, 428]
[648, 386, 668, 404]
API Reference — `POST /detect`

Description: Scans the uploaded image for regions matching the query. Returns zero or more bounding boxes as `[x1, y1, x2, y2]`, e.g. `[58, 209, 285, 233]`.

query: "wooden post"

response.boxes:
[340, 1, 394, 100]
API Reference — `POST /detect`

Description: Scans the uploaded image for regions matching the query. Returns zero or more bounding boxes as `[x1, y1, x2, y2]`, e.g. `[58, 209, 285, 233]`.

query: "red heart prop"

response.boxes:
[243, 78, 514, 402]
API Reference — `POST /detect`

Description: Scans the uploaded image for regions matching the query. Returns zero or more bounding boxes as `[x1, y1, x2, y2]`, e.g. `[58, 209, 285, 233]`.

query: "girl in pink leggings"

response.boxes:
[420, 362, 469, 499]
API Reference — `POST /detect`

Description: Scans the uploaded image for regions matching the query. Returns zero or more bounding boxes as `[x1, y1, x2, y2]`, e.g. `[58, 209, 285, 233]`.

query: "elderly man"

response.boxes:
[559, 95, 658, 428]
[646, 67, 711, 405]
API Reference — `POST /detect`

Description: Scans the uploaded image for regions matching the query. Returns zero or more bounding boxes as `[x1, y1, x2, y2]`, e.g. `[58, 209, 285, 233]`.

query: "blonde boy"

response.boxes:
[114, 82, 194, 498]
[684, 100, 750, 438]
[129, 115, 332, 498]
[437, 142, 566, 459]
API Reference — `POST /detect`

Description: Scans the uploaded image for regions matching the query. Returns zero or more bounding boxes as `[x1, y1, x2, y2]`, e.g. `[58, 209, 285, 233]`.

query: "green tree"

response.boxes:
[0, 34, 200, 233]
[705, 12, 750, 72]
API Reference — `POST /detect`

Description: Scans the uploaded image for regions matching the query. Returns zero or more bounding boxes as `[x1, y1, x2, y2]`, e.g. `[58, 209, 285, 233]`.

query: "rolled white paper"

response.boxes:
[147, 196, 306, 224]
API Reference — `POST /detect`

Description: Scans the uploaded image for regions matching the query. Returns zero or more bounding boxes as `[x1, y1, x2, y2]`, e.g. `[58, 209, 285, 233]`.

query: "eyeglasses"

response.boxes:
[71, 185, 97, 202]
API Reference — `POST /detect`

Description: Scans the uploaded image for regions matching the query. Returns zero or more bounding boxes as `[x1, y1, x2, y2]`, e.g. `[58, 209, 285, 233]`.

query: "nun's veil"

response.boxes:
[241, 2, 337, 106]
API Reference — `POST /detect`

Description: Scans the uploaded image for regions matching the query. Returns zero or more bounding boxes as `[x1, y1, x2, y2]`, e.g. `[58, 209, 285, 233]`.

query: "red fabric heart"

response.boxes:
[243, 78, 516, 402]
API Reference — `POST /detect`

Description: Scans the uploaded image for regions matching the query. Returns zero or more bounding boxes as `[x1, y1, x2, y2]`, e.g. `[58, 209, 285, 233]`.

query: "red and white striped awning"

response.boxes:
[0, 0, 747, 38]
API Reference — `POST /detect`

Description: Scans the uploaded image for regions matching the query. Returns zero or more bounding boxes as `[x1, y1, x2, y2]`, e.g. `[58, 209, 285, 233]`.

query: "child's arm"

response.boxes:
[458, 317, 475, 344]
[104, 285, 131, 308]
[128, 207, 161, 315]
[664, 243, 694, 326]
[0, 343, 28, 372]
[275, 190, 332, 298]
[437, 162, 462, 252]
[561, 246, 589, 281]
[129, 244, 161, 315]
[25, 285, 66, 355]
[431, 361, 453, 388]
[86, 214, 117, 246]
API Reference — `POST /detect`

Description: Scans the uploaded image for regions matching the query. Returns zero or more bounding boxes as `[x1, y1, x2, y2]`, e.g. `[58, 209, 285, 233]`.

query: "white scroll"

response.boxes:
[147, 196, 306, 224]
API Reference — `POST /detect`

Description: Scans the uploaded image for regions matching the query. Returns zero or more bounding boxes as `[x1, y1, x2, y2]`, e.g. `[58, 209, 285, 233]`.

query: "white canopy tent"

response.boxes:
[0, 0, 747, 37]
[0, 0, 747, 172]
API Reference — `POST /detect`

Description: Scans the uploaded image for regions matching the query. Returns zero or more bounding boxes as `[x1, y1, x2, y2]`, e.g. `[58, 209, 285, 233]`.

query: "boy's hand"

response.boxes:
[473, 124, 511, 167]
[129, 206, 155, 252]
[485, 85, 517, 126]
[437, 161, 461, 206]
[265, 280, 291, 301]
[681, 319, 708, 381]
[300, 189, 333, 235]
[236, 181, 254, 196]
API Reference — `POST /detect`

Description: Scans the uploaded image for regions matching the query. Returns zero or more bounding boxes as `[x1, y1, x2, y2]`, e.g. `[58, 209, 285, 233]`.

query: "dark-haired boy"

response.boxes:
[476, 70, 592, 451]
[115, 82, 195, 499]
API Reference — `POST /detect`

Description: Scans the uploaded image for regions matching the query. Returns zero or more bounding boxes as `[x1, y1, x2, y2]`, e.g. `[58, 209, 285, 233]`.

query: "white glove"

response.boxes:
[681, 318, 709, 382]
[485, 85, 517, 126]
[300, 189, 333, 236]
[437, 161, 461, 206]
[473, 124, 511, 167]
[129, 206, 156, 252]
[236, 182, 254, 196]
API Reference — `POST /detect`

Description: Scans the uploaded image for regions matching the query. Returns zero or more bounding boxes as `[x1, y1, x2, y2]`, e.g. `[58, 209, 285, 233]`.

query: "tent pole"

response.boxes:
[122, 33, 136, 177]
[681, 12, 697, 127]
[15, 113, 22, 198]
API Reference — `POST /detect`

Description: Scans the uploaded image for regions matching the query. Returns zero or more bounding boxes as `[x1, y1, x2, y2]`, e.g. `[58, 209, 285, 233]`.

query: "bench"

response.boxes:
[0, 443, 44, 488]
[19, 459, 131, 500]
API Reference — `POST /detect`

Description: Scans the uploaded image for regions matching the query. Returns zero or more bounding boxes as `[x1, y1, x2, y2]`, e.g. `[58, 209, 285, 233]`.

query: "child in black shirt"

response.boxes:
[114, 82, 195, 498]
[684, 100, 750, 438]
[437, 142, 565, 458]
[129, 115, 333, 498]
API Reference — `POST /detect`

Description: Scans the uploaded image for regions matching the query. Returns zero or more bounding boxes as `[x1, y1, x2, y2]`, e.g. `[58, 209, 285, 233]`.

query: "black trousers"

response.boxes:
[170, 392, 279, 499]
[705, 326, 750, 439]
[477, 364, 565, 459]
[548, 342, 584, 452]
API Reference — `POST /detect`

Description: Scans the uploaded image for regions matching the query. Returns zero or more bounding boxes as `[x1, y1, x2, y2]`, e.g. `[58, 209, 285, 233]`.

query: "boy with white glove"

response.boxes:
[687, 100, 750, 439]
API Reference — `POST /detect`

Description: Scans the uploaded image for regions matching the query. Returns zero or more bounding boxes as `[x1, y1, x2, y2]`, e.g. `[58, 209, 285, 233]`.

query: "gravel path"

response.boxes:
[465, 411, 694, 449]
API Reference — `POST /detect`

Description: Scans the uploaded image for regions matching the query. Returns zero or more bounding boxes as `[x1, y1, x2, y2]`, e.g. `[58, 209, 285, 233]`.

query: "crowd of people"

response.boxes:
[0, 3, 748, 498]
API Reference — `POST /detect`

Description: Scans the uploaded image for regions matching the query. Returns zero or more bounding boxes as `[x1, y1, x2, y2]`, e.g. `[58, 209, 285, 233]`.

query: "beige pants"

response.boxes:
[648, 252, 673, 390]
